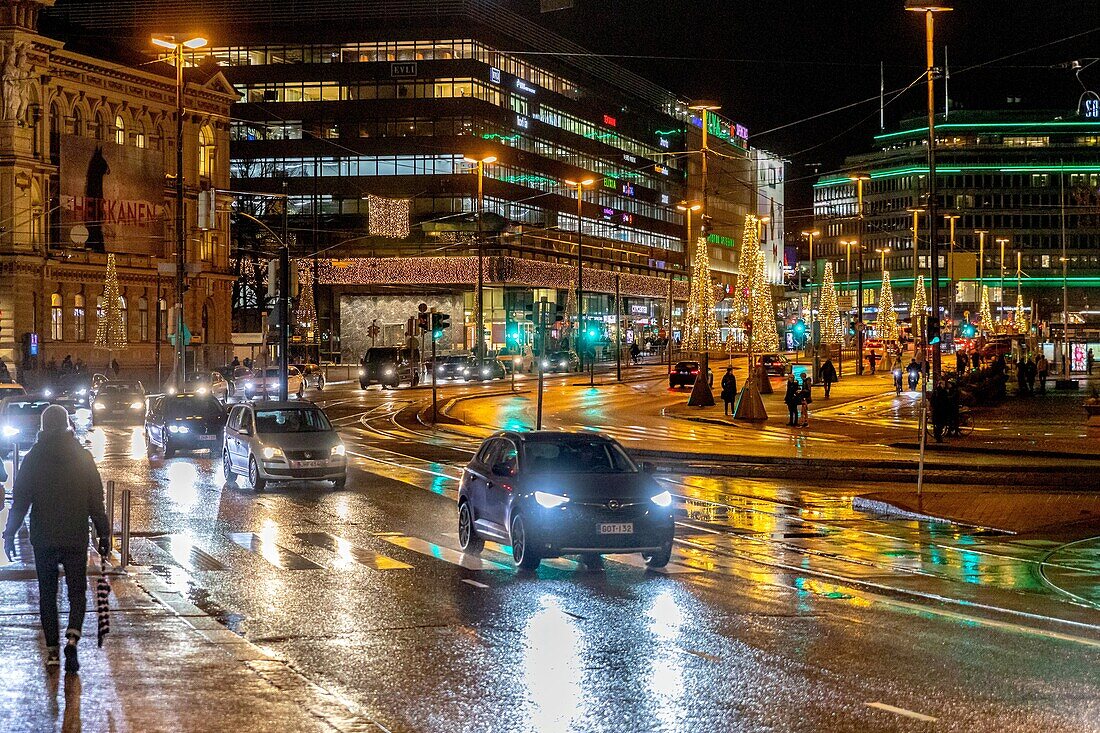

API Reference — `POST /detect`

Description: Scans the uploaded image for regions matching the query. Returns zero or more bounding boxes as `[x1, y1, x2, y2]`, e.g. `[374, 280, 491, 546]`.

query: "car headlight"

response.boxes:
[650, 490, 673, 508]
[384, 368, 394, 376]
[559, 361, 567, 367]
[330, 443, 346, 457]
[2, 425, 18, 437]
[43, 389, 52, 397]
[196, 387, 208, 395]
[541, 360, 549, 368]
[93, 402, 106, 411]
[77, 388, 87, 396]
[358, 369, 365, 376]
[167, 424, 190, 434]
[262, 446, 285, 460]
[481, 368, 490, 376]
[534, 491, 570, 509]
[130, 401, 144, 410]
[461, 368, 469, 374]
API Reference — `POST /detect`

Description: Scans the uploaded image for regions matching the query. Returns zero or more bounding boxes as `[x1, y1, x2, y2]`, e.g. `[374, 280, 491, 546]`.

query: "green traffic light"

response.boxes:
[433, 329, 443, 340]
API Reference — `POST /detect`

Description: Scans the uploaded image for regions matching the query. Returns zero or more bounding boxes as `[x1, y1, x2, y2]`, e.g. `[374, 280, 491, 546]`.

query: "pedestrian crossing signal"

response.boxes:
[430, 312, 450, 340]
[927, 317, 941, 345]
[959, 321, 976, 338]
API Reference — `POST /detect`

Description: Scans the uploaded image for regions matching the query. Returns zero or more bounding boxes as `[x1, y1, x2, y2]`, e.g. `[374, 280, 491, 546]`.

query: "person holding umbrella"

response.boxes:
[3, 404, 109, 673]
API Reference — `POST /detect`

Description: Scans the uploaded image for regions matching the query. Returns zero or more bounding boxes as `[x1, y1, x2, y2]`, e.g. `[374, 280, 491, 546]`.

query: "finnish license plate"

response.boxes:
[291, 459, 325, 468]
[599, 522, 633, 535]
[198, 435, 217, 442]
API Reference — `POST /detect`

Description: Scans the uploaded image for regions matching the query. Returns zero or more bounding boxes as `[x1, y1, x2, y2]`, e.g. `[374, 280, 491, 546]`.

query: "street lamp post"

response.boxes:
[850, 174, 870, 374]
[906, 0, 953, 385]
[564, 178, 595, 372]
[801, 229, 820, 379]
[945, 214, 960, 325]
[996, 237, 1010, 327]
[152, 34, 207, 390]
[463, 155, 497, 368]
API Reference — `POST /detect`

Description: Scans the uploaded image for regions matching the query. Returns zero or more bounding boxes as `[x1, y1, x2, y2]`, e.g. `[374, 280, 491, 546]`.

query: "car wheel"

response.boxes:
[669, 379, 676, 389]
[317, 376, 325, 391]
[411, 373, 420, 387]
[510, 514, 541, 570]
[248, 456, 266, 492]
[644, 541, 673, 569]
[163, 438, 175, 459]
[581, 553, 604, 569]
[222, 448, 237, 484]
[331, 476, 346, 490]
[458, 501, 484, 553]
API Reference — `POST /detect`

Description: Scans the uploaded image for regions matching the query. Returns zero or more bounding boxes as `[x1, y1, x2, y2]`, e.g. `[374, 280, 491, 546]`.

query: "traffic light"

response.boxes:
[416, 312, 429, 333]
[847, 321, 856, 337]
[959, 321, 976, 339]
[430, 312, 450, 340]
[927, 317, 941, 345]
[792, 319, 807, 339]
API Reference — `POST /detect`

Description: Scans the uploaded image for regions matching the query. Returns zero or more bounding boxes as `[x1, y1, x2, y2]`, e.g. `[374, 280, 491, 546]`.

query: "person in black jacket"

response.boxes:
[720, 367, 737, 416]
[783, 376, 801, 426]
[820, 359, 838, 398]
[3, 404, 108, 673]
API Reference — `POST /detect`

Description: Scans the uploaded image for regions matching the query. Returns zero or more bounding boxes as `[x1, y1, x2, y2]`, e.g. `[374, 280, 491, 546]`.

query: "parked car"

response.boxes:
[223, 401, 346, 492]
[0, 383, 27, 401]
[236, 366, 306, 399]
[144, 393, 227, 458]
[292, 363, 326, 390]
[761, 354, 792, 376]
[184, 371, 231, 401]
[359, 347, 420, 389]
[668, 361, 712, 389]
[458, 431, 675, 570]
[226, 366, 254, 397]
[540, 351, 579, 374]
[435, 354, 474, 381]
[91, 382, 147, 424]
[465, 358, 507, 382]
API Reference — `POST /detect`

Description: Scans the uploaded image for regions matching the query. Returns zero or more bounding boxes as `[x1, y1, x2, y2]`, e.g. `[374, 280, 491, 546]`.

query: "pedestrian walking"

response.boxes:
[0, 357, 11, 383]
[2, 405, 109, 673]
[799, 373, 813, 427]
[720, 367, 737, 416]
[867, 350, 879, 375]
[109, 358, 119, 376]
[820, 359, 837, 398]
[231, 356, 240, 368]
[956, 350, 969, 374]
[1017, 358, 1030, 397]
[1036, 354, 1049, 393]
[1088, 348, 1095, 375]
[783, 375, 800, 426]
[930, 383, 949, 442]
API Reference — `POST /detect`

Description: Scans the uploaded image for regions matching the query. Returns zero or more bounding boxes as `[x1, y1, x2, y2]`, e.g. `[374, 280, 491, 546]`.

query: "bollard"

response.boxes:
[105, 480, 115, 553]
[120, 488, 131, 568]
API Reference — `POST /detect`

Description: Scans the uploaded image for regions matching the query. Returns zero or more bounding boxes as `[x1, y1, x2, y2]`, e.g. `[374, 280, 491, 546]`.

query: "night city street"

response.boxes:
[3, 0, 1100, 731]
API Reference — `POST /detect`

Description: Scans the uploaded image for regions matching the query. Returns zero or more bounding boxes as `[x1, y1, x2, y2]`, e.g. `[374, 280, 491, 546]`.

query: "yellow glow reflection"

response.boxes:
[522, 596, 585, 730]
[86, 427, 107, 461]
[646, 589, 686, 729]
[165, 461, 199, 509]
[128, 428, 147, 459]
[331, 536, 356, 570]
[257, 520, 283, 568]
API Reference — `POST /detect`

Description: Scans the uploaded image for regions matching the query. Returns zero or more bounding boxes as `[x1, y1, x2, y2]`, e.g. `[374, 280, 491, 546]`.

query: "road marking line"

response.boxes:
[377, 533, 510, 571]
[865, 702, 937, 722]
[295, 532, 413, 570]
[462, 579, 489, 589]
[228, 533, 323, 571]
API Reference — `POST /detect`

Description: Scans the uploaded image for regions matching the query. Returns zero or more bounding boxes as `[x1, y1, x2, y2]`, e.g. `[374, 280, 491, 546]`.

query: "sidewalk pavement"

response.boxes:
[0, 554, 383, 732]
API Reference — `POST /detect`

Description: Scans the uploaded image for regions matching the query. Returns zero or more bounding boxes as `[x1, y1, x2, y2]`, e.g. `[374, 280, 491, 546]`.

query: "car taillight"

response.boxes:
[669, 368, 676, 374]
[690, 369, 699, 374]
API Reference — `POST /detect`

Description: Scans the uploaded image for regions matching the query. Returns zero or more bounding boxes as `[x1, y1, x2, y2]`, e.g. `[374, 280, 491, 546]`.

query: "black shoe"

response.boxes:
[46, 647, 60, 668]
[63, 643, 79, 673]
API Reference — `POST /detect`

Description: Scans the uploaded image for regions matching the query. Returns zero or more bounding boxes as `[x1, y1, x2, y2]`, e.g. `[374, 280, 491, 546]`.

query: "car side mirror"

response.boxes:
[492, 462, 514, 477]
[641, 461, 657, 474]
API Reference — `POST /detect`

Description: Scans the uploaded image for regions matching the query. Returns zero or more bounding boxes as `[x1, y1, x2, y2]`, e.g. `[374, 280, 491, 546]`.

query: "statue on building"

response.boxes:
[0, 41, 30, 121]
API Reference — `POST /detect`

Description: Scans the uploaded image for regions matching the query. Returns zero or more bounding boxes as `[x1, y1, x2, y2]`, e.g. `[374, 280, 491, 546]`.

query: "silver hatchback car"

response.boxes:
[222, 401, 347, 491]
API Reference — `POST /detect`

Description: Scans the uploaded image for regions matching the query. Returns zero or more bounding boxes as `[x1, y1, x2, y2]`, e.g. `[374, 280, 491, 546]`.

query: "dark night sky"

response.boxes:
[512, 1, 1100, 227]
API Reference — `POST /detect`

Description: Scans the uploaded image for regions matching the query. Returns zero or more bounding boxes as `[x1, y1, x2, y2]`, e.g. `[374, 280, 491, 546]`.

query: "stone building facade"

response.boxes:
[0, 0, 235, 382]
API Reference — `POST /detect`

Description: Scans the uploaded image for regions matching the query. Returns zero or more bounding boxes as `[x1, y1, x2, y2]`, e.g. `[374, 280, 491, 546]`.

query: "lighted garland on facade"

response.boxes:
[294, 259, 316, 329]
[367, 194, 411, 239]
[877, 270, 899, 341]
[818, 262, 844, 346]
[94, 254, 127, 351]
[682, 235, 719, 350]
[978, 285, 996, 334]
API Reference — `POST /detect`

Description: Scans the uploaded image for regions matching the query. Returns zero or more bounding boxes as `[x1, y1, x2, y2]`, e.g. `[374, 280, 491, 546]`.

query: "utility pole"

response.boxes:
[565, 178, 594, 372]
[615, 274, 622, 382]
[536, 297, 547, 430]
[278, 177, 290, 402]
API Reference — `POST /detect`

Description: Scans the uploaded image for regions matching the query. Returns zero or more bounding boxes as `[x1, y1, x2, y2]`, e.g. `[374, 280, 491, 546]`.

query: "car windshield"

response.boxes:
[255, 408, 332, 433]
[677, 362, 698, 369]
[6, 401, 50, 415]
[99, 385, 141, 397]
[366, 350, 398, 364]
[522, 438, 637, 474]
[164, 396, 224, 419]
[262, 369, 282, 377]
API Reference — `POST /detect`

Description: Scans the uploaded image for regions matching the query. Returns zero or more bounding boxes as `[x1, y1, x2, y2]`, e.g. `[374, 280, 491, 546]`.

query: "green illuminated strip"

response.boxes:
[480, 133, 520, 142]
[874, 120, 1100, 141]
[835, 277, 1100, 287]
[708, 233, 736, 247]
[814, 163, 1100, 188]
[584, 132, 616, 141]
[654, 129, 680, 136]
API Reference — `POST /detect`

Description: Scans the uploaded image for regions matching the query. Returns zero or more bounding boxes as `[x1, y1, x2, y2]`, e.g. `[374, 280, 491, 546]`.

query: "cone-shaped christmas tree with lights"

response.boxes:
[877, 270, 899, 342]
[978, 285, 996, 334]
[95, 254, 127, 352]
[295, 260, 316, 330]
[727, 215, 758, 350]
[819, 262, 843, 346]
[562, 279, 577, 349]
[683, 235, 720, 351]
[1013, 288, 1029, 334]
[749, 232, 779, 354]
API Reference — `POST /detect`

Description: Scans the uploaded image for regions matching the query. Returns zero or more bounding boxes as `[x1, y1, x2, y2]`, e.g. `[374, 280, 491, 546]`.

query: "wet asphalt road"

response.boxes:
[56, 379, 1100, 731]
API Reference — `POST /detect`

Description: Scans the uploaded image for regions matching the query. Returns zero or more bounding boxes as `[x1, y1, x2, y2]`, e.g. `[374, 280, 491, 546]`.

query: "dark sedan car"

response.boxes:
[91, 382, 147, 424]
[668, 361, 712, 389]
[144, 393, 227, 458]
[539, 350, 579, 374]
[464, 358, 506, 382]
[761, 354, 791, 377]
[435, 354, 473, 381]
[458, 431, 675, 570]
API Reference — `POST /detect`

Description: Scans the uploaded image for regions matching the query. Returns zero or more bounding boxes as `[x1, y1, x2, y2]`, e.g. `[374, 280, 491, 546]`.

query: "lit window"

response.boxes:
[73, 295, 86, 341]
[199, 125, 215, 178]
[114, 115, 125, 145]
[50, 293, 63, 341]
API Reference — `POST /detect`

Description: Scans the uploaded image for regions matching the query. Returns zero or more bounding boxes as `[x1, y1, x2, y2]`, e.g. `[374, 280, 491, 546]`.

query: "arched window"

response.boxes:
[72, 107, 84, 137]
[73, 294, 86, 341]
[119, 295, 128, 337]
[95, 110, 109, 141]
[138, 297, 149, 341]
[50, 293, 63, 341]
[132, 121, 146, 149]
[29, 179, 43, 245]
[158, 298, 167, 340]
[114, 114, 125, 146]
[198, 125, 215, 178]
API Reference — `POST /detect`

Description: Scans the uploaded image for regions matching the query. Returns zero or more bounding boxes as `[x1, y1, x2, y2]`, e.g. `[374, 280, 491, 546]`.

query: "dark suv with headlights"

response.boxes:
[458, 431, 675, 570]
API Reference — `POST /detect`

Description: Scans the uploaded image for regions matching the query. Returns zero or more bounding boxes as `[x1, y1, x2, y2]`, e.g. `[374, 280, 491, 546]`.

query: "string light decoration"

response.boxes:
[1013, 289, 1029, 334]
[682, 235, 719, 350]
[877, 270, 899, 341]
[818, 262, 843, 346]
[748, 229, 779, 353]
[911, 275, 927, 341]
[94, 254, 127, 351]
[294, 259, 316, 329]
[367, 195, 410, 238]
[726, 214, 758, 348]
[978, 285, 996, 334]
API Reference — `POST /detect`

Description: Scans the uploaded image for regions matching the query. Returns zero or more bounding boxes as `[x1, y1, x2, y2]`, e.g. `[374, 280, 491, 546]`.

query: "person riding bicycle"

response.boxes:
[893, 366, 903, 395]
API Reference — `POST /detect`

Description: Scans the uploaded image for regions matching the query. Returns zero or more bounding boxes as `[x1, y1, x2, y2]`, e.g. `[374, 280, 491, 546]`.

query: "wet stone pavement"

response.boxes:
[1, 386, 1100, 732]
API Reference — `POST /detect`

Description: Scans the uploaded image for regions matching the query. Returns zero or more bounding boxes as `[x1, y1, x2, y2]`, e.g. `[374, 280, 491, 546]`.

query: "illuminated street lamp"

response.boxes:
[906, 0, 953, 383]
[676, 202, 702, 244]
[564, 177, 595, 371]
[463, 155, 497, 366]
[152, 34, 207, 392]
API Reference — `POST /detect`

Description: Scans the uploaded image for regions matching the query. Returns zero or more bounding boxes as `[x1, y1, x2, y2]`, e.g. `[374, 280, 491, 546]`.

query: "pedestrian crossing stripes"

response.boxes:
[228, 532, 323, 571]
[374, 532, 511, 571]
[149, 534, 227, 572]
[295, 532, 413, 570]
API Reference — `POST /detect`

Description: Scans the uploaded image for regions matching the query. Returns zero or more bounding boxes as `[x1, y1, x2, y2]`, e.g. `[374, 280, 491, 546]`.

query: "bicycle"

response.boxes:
[925, 406, 973, 440]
